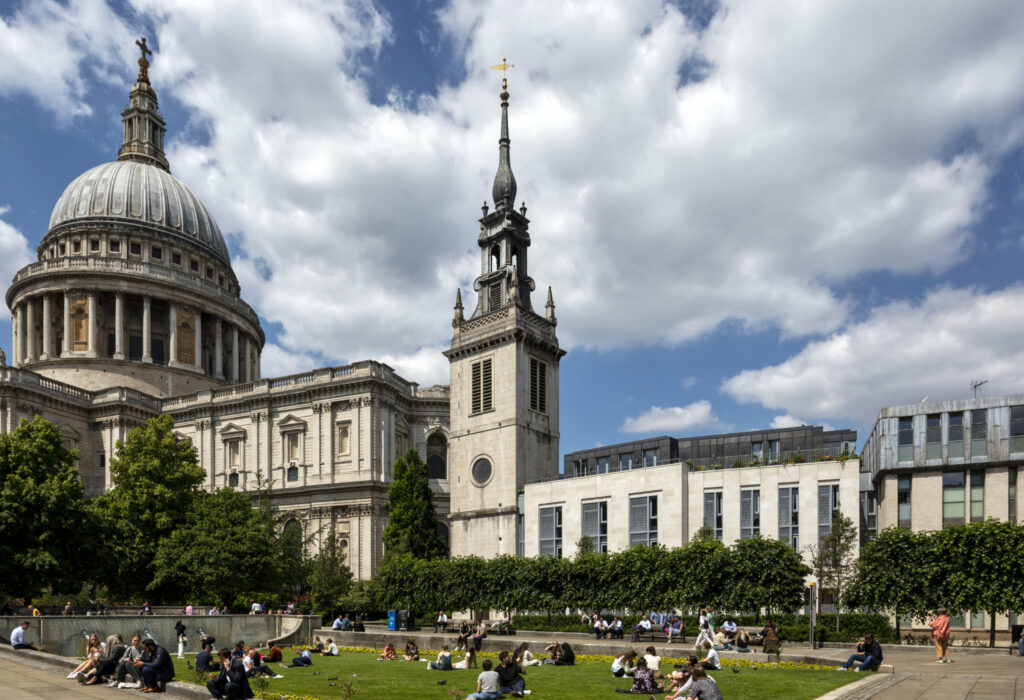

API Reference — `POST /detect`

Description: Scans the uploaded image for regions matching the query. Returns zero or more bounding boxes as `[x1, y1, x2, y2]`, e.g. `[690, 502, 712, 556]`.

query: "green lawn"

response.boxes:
[172, 649, 863, 699]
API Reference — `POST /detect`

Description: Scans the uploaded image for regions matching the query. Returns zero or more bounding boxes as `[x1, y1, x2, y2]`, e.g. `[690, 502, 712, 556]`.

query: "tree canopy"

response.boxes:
[382, 449, 447, 560]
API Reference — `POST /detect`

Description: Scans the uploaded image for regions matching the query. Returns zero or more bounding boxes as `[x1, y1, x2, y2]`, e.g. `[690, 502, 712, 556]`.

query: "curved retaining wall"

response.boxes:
[0, 615, 318, 657]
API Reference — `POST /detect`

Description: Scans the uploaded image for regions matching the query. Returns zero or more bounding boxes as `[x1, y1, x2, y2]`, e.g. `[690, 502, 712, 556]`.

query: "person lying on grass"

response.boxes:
[285, 649, 312, 667]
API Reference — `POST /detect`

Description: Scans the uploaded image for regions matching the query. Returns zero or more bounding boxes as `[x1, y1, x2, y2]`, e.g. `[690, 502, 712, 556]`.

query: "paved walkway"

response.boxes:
[0, 656, 137, 699]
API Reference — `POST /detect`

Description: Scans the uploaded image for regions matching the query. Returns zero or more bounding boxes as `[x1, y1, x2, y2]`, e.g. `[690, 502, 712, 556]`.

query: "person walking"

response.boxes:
[929, 608, 951, 663]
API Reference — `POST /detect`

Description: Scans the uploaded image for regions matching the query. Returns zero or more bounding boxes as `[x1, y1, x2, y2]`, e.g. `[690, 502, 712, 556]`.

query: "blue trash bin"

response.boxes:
[387, 610, 397, 631]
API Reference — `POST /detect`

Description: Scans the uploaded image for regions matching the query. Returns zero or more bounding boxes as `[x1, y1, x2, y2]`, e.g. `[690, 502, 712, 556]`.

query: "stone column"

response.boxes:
[62, 291, 71, 357]
[244, 336, 252, 383]
[255, 348, 261, 380]
[214, 317, 223, 379]
[86, 291, 97, 358]
[168, 302, 178, 366]
[12, 304, 21, 366]
[113, 293, 125, 360]
[40, 294, 52, 360]
[142, 296, 152, 362]
[231, 327, 239, 383]
[193, 309, 203, 372]
[25, 297, 36, 363]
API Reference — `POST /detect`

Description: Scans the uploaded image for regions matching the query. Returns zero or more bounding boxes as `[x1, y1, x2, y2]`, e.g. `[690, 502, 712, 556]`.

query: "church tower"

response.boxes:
[445, 73, 565, 558]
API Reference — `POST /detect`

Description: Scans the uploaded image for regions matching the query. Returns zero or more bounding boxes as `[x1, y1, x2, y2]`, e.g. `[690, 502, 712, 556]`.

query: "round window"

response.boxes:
[472, 458, 493, 485]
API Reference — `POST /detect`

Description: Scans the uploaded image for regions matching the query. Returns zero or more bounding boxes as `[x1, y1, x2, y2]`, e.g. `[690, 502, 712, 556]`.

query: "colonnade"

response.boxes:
[10, 290, 261, 382]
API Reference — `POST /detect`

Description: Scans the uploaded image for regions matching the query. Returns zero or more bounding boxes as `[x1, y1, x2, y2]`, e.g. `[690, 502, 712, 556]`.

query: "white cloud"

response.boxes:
[258, 342, 320, 379]
[722, 285, 1024, 424]
[769, 414, 806, 429]
[0, 0, 135, 121]
[621, 400, 725, 434]
[0, 208, 35, 321]
[682, 376, 698, 388]
[12, 1, 1024, 386]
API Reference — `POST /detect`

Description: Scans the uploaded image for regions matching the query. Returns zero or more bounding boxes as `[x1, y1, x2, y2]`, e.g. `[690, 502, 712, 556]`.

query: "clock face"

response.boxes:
[472, 457, 493, 485]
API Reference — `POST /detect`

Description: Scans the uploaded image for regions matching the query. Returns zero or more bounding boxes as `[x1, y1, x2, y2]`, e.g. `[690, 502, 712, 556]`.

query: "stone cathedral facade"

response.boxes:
[0, 48, 560, 580]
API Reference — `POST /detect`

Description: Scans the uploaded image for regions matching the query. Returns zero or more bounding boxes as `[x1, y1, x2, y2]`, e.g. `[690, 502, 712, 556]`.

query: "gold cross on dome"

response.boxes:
[490, 57, 514, 86]
[136, 37, 152, 61]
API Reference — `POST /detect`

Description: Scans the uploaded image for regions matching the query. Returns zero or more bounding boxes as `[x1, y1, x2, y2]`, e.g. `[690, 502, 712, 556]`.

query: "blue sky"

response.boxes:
[2, 0, 1024, 464]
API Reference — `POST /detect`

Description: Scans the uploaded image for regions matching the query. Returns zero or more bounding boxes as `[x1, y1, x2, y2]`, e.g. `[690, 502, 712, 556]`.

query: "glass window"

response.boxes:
[619, 453, 634, 470]
[426, 433, 447, 480]
[1010, 467, 1018, 524]
[190, 259, 199, 272]
[948, 412, 964, 458]
[898, 477, 912, 529]
[171, 251, 181, 265]
[286, 465, 299, 482]
[228, 472, 239, 487]
[751, 442, 764, 462]
[643, 449, 658, 467]
[517, 493, 525, 557]
[571, 459, 587, 477]
[581, 501, 608, 553]
[778, 486, 799, 548]
[129, 241, 141, 255]
[740, 489, 760, 539]
[90, 239, 99, 251]
[703, 491, 723, 541]
[970, 472, 984, 522]
[970, 611, 985, 629]
[472, 458, 492, 485]
[539, 505, 563, 557]
[971, 410, 987, 458]
[767, 439, 780, 462]
[898, 418, 914, 462]
[151, 246, 162, 260]
[629, 495, 658, 546]
[942, 472, 965, 527]
[73, 240, 81, 252]
[1011, 405, 1024, 454]
[926, 414, 941, 460]
[108, 240, 120, 253]
[596, 456, 610, 474]
[818, 483, 840, 543]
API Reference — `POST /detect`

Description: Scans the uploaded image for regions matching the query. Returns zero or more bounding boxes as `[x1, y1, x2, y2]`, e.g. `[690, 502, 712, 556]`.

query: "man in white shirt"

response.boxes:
[332, 614, 344, 630]
[10, 622, 35, 650]
[700, 641, 721, 670]
[632, 615, 652, 642]
[435, 611, 449, 633]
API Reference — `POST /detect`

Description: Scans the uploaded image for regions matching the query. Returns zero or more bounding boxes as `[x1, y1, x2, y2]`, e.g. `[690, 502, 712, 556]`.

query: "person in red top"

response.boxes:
[928, 608, 951, 663]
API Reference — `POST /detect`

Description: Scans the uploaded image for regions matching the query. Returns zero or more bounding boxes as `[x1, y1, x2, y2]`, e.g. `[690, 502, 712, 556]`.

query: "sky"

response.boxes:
[2, 0, 1024, 463]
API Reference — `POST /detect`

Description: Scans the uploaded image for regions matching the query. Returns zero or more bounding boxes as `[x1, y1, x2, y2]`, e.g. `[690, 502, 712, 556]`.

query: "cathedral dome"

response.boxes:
[48, 160, 230, 266]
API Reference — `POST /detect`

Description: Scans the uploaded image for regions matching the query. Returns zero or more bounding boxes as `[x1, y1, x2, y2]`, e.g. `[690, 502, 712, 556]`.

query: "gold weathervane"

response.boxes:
[490, 57, 514, 88]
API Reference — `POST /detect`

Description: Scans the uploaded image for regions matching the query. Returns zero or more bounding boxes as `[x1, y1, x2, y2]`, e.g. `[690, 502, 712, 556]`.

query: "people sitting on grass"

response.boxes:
[243, 646, 281, 678]
[313, 636, 324, 652]
[454, 647, 477, 669]
[232, 641, 246, 658]
[456, 620, 472, 650]
[426, 643, 453, 670]
[286, 648, 313, 667]
[643, 645, 662, 679]
[68, 633, 104, 680]
[628, 656, 662, 694]
[837, 633, 883, 672]
[265, 645, 283, 663]
[632, 614, 652, 642]
[322, 639, 339, 656]
[514, 641, 540, 667]
[665, 664, 720, 700]
[496, 650, 527, 697]
[113, 634, 145, 688]
[196, 641, 221, 673]
[402, 640, 419, 661]
[467, 658, 502, 700]
[133, 637, 174, 693]
[9, 621, 35, 650]
[699, 641, 721, 671]
[611, 650, 637, 677]
[552, 642, 575, 666]
[207, 647, 253, 700]
[379, 642, 397, 661]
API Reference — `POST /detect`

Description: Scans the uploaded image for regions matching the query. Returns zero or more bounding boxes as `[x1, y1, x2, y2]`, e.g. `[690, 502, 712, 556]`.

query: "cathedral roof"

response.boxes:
[47, 160, 230, 265]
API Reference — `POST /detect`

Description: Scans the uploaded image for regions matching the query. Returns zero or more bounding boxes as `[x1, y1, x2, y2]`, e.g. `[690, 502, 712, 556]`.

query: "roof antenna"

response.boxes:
[971, 379, 988, 398]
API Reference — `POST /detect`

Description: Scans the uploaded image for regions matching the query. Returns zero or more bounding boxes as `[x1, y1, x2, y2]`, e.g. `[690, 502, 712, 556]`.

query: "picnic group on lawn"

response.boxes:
[8, 604, 974, 697]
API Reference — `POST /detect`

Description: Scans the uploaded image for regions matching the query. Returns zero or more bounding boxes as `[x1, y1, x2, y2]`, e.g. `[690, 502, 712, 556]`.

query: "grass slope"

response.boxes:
[172, 648, 862, 699]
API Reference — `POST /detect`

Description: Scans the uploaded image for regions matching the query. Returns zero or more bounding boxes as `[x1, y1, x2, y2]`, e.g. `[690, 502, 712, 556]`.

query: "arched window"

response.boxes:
[287, 465, 299, 482]
[426, 432, 447, 480]
[490, 245, 501, 272]
[511, 246, 519, 269]
[228, 472, 239, 487]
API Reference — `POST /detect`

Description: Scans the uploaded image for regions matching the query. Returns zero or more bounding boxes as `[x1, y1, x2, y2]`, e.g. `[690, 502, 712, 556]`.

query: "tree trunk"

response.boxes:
[895, 614, 901, 642]
[990, 611, 996, 649]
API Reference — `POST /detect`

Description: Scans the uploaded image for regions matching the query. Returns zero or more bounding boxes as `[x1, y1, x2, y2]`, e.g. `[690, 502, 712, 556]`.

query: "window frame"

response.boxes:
[539, 505, 563, 558]
[629, 495, 658, 546]
[703, 490, 723, 541]
[581, 500, 609, 553]
[740, 488, 760, 539]
[778, 486, 799, 549]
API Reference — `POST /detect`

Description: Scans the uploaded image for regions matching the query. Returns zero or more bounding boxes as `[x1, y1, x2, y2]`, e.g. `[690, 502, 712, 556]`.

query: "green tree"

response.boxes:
[672, 538, 733, 610]
[91, 415, 206, 600]
[0, 417, 92, 599]
[151, 488, 281, 604]
[729, 536, 810, 616]
[383, 450, 446, 560]
[814, 513, 858, 633]
[309, 531, 354, 615]
[935, 519, 1024, 647]
[847, 527, 933, 638]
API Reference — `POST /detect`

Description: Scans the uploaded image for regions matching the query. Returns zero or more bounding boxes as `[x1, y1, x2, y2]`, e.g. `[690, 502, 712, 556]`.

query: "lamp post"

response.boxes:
[808, 581, 817, 650]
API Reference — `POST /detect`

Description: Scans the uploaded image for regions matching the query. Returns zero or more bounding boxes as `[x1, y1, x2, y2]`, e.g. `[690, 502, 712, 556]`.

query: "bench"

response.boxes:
[631, 629, 685, 645]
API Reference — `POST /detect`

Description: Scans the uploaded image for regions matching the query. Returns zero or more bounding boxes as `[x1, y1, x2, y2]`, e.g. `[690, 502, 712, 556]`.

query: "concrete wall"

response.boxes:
[0, 615, 317, 657]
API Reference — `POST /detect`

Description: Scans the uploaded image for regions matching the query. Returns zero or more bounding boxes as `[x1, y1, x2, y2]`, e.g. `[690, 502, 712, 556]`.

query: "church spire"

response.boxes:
[117, 37, 170, 172]
[490, 63, 517, 210]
